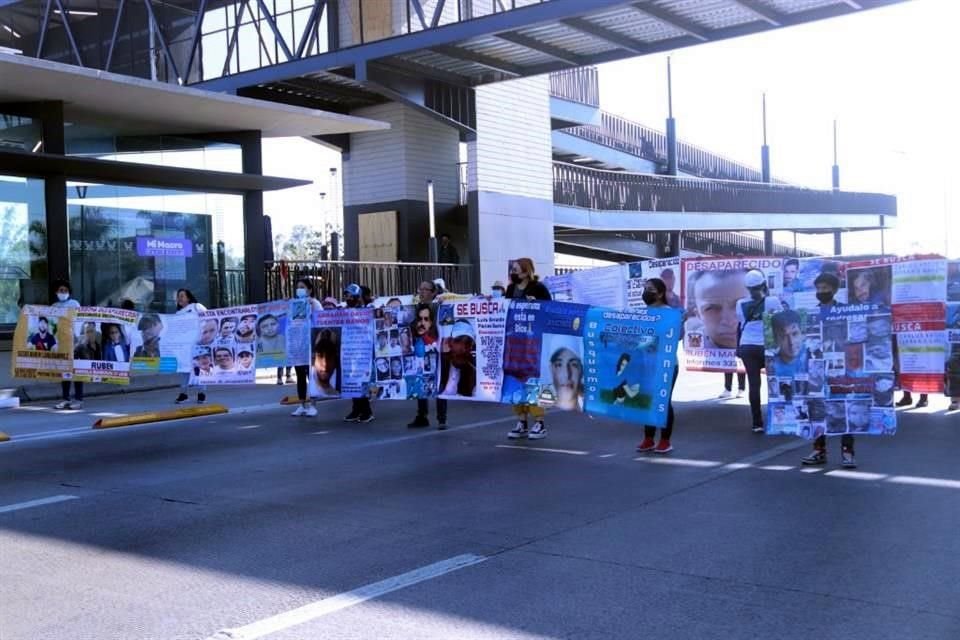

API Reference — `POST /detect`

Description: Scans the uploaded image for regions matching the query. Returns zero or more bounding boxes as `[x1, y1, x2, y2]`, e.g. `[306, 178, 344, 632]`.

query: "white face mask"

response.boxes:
[57, 292, 70, 302]
[295, 288, 308, 298]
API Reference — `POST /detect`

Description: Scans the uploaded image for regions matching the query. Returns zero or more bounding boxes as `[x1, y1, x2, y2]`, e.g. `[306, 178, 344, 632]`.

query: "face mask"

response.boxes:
[492, 289, 503, 298]
[749, 287, 764, 301]
[296, 288, 308, 298]
[509, 273, 522, 285]
[57, 292, 69, 302]
[816, 291, 834, 304]
[641, 291, 659, 305]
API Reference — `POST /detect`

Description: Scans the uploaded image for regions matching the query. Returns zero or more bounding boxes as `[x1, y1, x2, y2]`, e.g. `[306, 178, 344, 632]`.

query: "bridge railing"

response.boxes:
[549, 67, 600, 107]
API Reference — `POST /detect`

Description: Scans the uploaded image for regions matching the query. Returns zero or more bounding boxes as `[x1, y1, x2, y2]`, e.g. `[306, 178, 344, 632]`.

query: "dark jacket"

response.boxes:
[506, 280, 552, 301]
[438, 242, 460, 264]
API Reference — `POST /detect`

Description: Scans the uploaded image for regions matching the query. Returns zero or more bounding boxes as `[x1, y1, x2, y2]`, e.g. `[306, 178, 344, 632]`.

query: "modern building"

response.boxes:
[0, 0, 900, 326]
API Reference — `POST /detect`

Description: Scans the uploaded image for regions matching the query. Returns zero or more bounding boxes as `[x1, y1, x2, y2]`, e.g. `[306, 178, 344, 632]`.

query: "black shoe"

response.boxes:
[344, 411, 360, 422]
[175, 393, 188, 404]
[895, 395, 912, 407]
[356, 413, 374, 423]
[197, 393, 206, 404]
[915, 395, 929, 408]
[407, 415, 430, 428]
[437, 418, 447, 431]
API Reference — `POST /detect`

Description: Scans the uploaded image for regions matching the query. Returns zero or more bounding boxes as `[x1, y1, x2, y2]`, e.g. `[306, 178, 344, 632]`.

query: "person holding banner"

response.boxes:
[343, 283, 375, 423]
[506, 258, 553, 440]
[409, 281, 447, 429]
[736, 270, 781, 433]
[173, 288, 208, 405]
[290, 277, 323, 418]
[636, 278, 681, 454]
[51, 280, 83, 410]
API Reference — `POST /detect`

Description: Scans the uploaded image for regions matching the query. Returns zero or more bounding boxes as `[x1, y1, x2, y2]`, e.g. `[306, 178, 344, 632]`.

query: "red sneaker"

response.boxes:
[654, 439, 673, 454]
[636, 437, 656, 452]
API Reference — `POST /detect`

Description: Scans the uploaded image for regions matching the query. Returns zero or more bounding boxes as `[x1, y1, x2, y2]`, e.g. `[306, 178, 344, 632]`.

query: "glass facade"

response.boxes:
[0, 113, 43, 153]
[66, 183, 244, 313]
[0, 174, 47, 325]
[65, 132, 243, 174]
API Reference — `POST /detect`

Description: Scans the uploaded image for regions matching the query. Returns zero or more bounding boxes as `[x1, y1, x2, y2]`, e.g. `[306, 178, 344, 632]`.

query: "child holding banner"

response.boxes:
[52, 280, 83, 410]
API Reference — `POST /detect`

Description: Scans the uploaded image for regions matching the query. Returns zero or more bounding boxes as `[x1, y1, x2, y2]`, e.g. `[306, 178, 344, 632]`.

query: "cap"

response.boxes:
[238, 349, 253, 356]
[492, 280, 505, 290]
[344, 283, 362, 297]
[322, 296, 339, 308]
[450, 319, 475, 340]
[432, 277, 446, 292]
[744, 270, 766, 288]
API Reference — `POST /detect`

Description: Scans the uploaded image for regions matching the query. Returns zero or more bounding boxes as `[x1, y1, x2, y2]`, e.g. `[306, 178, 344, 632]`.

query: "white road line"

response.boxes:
[207, 553, 487, 640]
[496, 444, 589, 456]
[825, 470, 888, 481]
[0, 494, 79, 514]
[636, 456, 722, 468]
[597, 453, 616, 458]
[7, 426, 91, 443]
[886, 475, 960, 490]
[237, 425, 261, 430]
[758, 464, 794, 471]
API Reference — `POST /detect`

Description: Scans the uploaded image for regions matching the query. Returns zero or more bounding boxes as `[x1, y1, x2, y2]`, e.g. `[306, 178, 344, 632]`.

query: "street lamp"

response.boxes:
[427, 180, 438, 263]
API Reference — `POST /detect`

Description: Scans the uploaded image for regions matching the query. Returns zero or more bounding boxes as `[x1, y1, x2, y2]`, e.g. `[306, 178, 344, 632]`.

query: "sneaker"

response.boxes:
[197, 393, 206, 404]
[508, 420, 529, 439]
[285, 376, 294, 384]
[528, 421, 546, 440]
[801, 448, 827, 465]
[949, 401, 959, 412]
[895, 395, 912, 407]
[915, 396, 928, 408]
[54, 400, 71, 410]
[736, 389, 745, 398]
[175, 393, 189, 404]
[344, 411, 360, 422]
[717, 390, 733, 399]
[304, 405, 318, 417]
[276, 379, 284, 385]
[356, 413, 375, 423]
[407, 415, 430, 429]
[654, 438, 673, 454]
[68, 400, 83, 410]
[751, 424, 765, 434]
[291, 405, 307, 417]
[437, 418, 448, 431]
[636, 437, 656, 452]
[841, 448, 857, 468]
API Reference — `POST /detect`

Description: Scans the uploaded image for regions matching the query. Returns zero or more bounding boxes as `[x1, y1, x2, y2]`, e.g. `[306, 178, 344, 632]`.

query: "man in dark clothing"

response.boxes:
[438, 234, 460, 264]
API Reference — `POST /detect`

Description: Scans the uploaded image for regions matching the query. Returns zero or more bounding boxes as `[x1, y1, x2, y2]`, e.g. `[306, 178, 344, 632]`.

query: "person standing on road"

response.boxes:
[173, 288, 208, 405]
[505, 258, 553, 440]
[290, 277, 323, 418]
[801, 272, 857, 468]
[408, 281, 447, 429]
[719, 372, 746, 399]
[52, 280, 83, 410]
[342, 283, 375, 423]
[636, 278, 681, 454]
[736, 269, 781, 433]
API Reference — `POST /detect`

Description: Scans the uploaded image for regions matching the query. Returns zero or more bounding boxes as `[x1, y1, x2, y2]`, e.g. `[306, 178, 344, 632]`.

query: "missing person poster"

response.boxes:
[282, 299, 313, 367]
[71, 307, 139, 384]
[542, 272, 574, 302]
[765, 303, 896, 439]
[781, 258, 848, 312]
[309, 308, 373, 399]
[681, 257, 783, 371]
[190, 305, 259, 385]
[582, 306, 682, 428]
[890, 256, 948, 393]
[501, 300, 588, 411]
[11, 304, 75, 380]
[569, 264, 628, 310]
[131, 312, 198, 375]
[945, 260, 960, 398]
[370, 298, 432, 400]
[254, 300, 291, 369]
[626, 258, 682, 311]
[437, 297, 508, 402]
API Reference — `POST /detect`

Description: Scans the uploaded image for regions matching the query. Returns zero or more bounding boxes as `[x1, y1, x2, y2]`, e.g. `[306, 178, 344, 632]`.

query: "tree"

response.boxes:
[275, 224, 328, 261]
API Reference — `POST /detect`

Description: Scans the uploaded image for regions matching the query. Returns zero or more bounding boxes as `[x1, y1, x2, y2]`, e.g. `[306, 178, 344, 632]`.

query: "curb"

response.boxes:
[93, 405, 229, 429]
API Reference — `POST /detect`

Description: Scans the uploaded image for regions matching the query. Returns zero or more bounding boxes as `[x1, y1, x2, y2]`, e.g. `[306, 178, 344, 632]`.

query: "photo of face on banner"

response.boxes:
[684, 269, 746, 350]
[847, 266, 892, 306]
[440, 319, 477, 397]
[311, 328, 340, 397]
[539, 334, 584, 411]
[73, 321, 102, 360]
[768, 310, 808, 379]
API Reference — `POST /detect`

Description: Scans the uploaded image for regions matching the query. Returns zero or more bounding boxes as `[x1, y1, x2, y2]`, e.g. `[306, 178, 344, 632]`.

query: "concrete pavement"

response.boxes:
[0, 372, 958, 639]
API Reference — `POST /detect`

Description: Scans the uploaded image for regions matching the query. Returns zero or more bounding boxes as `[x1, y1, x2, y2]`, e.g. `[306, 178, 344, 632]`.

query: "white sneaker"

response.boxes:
[291, 405, 306, 417]
[68, 400, 83, 410]
[54, 400, 71, 410]
[736, 390, 745, 398]
[949, 402, 959, 412]
[305, 405, 318, 417]
[528, 421, 547, 440]
[507, 420, 529, 439]
[717, 390, 733, 399]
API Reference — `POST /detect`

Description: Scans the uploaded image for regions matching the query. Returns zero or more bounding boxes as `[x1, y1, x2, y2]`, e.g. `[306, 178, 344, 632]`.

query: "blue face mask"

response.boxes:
[492, 289, 503, 298]
[296, 288, 308, 298]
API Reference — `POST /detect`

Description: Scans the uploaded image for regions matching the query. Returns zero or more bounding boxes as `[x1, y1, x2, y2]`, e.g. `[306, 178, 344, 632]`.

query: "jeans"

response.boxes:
[351, 397, 372, 416]
[180, 372, 206, 392]
[737, 344, 766, 427]
[417, 398, 447, 421]
[61, 381, 83, 401]
[724, 372, 746, 391]
[645, 366, 680, 440]
[295, 365, 309, 401]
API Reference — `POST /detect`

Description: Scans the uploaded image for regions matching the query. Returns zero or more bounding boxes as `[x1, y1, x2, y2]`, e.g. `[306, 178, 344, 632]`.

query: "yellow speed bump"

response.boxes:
[92, 405, 228, 429]
[0, 432, 9, 442]
[280, 395, 300, 405]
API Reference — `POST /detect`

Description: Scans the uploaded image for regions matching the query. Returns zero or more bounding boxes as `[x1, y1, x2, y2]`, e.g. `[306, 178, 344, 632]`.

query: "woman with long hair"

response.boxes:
[174, 288, 208, 405]
[292, 277, 324, 416]
[635, 278, 681, 454]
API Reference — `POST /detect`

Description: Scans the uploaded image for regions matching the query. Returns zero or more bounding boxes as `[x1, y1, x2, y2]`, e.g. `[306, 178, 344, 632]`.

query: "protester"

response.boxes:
[719, 372, 745, 399]
[408, 293, 447, 429]
[438, 233, 460, 264]
[290, 277, 323, 418]
[736, 270, 781, 433]
[51, 280, 83, 410]
[635, 278, 680, 454]
[120, 299, 136, 311]
[801, 272, 856, 468]
[491, 281, 506, 298]
[277, 367, 293, 385]
[173, 288, 207, 405]
[506, 258, 552, 440]
[342, 283, 374, 423]
[321, 296, 339, 310]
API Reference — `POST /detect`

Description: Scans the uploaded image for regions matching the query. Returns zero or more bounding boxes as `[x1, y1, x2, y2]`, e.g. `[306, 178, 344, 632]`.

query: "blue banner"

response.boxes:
[582, 307, 682, 428]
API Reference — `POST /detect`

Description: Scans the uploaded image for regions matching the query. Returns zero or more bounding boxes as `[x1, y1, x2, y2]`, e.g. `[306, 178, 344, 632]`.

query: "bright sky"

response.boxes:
[597, 0, 959, 258]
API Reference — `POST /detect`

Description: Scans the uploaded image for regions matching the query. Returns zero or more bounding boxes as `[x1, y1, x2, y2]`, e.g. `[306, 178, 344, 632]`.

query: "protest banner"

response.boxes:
[190, 305, 260, 385]
[681, 257, 783, 371]
[11, 304, 75, 380]
[501, 300, 588, 410]
[437, 297, 508, 402]
[130, 312, 197, 375]
[309, 308, 374, 399]
[569, 264, 628, 309]
[254, 300, 292, 369]
[781, 258, 848, 312]
[765, 302, 896, 439]
[946, 260, 960, 398]
[282, 299, 313, 367]
[71, 307, 139, 384]
[542, 272, 574, 302]
[889, 256, 947, 393]
[626, 258, 682, 310]
[582, 306, 682, 428]
[369, 297, 432, 400]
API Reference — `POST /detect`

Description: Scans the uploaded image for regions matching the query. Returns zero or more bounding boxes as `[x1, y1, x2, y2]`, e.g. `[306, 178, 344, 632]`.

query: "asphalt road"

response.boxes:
[0, 376, 958, 639]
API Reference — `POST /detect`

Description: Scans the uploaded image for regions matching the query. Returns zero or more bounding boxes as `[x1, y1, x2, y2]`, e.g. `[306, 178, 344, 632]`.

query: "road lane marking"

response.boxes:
[0, 495, 79, 514]
[207, 553, 488, 640]
[636, 457, 722, 467]
[496, 444, 589, 456]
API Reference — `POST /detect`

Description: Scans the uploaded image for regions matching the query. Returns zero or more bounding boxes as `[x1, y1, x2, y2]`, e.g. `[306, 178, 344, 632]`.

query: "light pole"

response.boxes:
[427, 179, 438, 263]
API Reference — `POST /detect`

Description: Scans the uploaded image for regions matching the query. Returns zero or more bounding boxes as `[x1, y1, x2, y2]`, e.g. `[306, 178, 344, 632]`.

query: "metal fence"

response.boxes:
[549, 66, 601, 107]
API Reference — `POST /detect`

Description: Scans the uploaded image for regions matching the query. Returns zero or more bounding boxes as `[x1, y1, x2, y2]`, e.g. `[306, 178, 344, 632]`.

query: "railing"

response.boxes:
[210, 269, 248, 309]
[265, 260, 475, 301]
[552, 162, 897, 216]
[549, 67, 600, 107]
[458, 162, 469, 205]
[682, 231, 816, 258]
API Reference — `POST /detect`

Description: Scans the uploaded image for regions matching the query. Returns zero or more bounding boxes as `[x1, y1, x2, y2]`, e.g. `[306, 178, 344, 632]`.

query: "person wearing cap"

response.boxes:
[801, 272, 858, 467]
[506, 258, 552, 440]
[321, 296, 339, 310]
[408, 279, 449, 429]
[736, 269, 781, 433]
[491, 281, 506, 298]
[289, 277, 324, 418]
[440, 319, 477, 397]
[342, 283, 375, 423]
